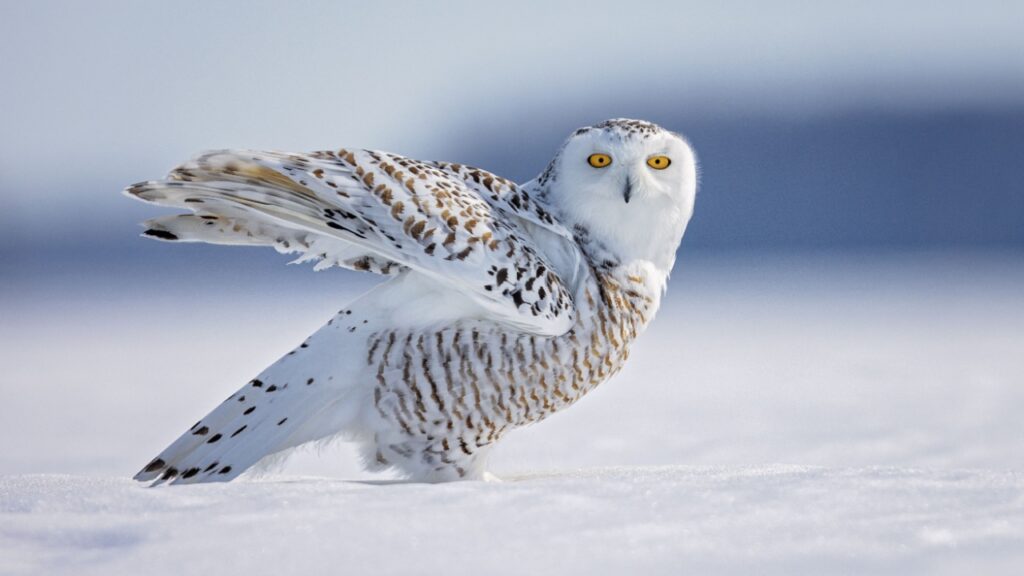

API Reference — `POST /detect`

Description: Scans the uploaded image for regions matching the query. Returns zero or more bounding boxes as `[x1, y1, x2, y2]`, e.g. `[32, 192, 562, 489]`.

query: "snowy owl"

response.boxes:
[127, 118, 697, 484]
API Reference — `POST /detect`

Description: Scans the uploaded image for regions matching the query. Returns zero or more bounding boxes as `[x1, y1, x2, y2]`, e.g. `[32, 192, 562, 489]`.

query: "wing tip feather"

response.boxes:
[142, 228, 179, 241]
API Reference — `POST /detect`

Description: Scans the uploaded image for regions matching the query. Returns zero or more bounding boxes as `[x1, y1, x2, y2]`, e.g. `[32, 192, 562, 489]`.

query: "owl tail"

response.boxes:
[134, 313, 367, 486]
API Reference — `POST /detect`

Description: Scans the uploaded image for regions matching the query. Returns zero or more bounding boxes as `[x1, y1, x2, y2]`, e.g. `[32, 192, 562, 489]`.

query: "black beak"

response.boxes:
[623, 180, 633, 204]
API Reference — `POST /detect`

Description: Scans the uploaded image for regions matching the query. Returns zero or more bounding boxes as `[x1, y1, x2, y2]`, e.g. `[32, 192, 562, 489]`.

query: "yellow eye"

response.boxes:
[587, 153, 612, 168]
[647, 155, 671, 170]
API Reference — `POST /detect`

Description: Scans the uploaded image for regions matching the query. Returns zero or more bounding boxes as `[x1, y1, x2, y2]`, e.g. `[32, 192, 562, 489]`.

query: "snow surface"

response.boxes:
[3, 467, 1023, 576]
[2, 251, 1023, 574]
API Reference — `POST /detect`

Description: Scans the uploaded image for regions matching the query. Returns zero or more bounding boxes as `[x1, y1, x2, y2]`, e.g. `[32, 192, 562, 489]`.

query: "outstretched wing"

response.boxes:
[126, 149, 576, 336]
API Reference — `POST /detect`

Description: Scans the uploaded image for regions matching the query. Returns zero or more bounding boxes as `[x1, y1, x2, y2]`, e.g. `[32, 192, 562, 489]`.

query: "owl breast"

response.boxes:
[363, 263, 661, 480]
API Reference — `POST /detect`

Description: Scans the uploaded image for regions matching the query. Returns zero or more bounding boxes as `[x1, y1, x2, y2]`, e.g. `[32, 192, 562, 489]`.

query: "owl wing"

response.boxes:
[125, 149, 576, 336]
[429, 161, 574, 241]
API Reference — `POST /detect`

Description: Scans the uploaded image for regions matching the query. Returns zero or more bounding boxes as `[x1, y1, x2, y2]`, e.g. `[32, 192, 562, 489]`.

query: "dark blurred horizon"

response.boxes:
[4, 106, 1023, 277]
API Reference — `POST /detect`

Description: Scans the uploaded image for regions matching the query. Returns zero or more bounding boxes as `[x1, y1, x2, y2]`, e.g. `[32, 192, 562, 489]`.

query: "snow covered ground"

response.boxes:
[4, 467, 1023, 575]
[2, 250, 1023, 574]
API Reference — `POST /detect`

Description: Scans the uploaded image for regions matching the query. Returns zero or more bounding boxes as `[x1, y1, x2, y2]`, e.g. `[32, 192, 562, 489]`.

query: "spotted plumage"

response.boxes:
[128, 118, 698, 484]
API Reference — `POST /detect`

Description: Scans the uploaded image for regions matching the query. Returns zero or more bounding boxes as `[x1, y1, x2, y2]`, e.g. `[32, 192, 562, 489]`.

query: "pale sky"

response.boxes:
[1, 0, 1022, 230]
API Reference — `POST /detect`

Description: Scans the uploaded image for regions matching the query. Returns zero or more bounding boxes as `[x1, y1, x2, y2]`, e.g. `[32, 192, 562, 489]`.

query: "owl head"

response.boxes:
[529, 119, 698, 273]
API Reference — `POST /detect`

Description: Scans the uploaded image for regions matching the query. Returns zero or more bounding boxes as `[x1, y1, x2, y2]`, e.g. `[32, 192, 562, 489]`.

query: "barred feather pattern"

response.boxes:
[363, 260, 660, 481]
